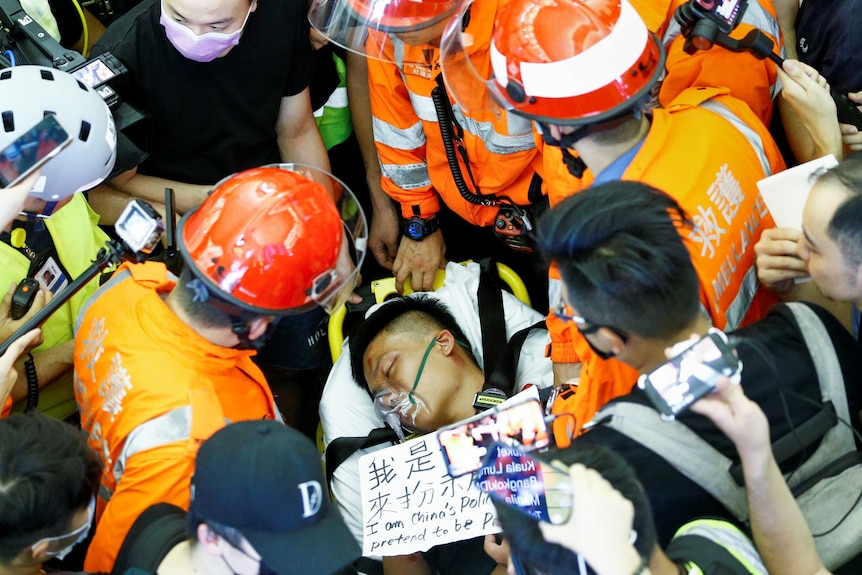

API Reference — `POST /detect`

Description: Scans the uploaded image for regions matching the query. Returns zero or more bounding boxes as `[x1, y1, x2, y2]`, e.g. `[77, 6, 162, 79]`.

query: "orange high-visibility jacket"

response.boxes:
[367, 0, 543, 224]
[544, 0, 783, 209]
[74, 262, 278, 572]
[659, 0, 783, 126]
[547, 87, 784, 435]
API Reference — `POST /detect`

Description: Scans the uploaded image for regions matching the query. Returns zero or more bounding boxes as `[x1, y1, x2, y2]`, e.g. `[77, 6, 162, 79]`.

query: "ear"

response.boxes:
[249, 0, 258, 13]
[595, 327, 627, 356]
[24, 539, 49, 564]
[435, 329, 456, 357]
[247, 316, 271, 341]
[198, 523, 223, 556]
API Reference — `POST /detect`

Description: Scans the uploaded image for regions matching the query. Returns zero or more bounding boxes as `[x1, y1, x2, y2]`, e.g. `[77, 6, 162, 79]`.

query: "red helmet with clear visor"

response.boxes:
[440, 0, 665, 124]
[309, 0, 463, 61]
[178, 164, 367, 316]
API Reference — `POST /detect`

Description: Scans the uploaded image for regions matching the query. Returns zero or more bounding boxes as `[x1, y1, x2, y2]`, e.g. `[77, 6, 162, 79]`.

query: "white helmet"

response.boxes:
[0, 65, 117, 201]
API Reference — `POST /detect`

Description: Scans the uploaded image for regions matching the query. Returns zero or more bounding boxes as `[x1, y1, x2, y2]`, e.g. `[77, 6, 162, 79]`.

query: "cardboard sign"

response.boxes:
[358, 433, 500, 556]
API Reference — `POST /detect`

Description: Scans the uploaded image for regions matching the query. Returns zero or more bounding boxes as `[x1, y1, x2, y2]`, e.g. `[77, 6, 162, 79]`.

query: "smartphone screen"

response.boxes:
[70, 57, 118, 89]
[475, 442, 573, 524]
[438, 399, 550, 477]
[639, 331, 740, 419]
[0, 115, 71, 188]
[692, 0, 745, 32]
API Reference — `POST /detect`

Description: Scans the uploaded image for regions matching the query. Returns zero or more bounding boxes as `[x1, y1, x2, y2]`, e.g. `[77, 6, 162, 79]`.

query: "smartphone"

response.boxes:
[638, 329, 741, 420]
[438, 398, 550, 478]
[690, 0, 746, 33]
[831, 89, 862, 130]
[475, 442, 573, 524]
[0, 115, 71, 188]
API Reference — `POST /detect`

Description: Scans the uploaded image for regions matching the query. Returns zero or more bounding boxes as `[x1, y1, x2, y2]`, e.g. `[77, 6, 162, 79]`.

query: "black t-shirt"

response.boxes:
[92, 0, 312, 184]
[796, 0, 862, 94]
[576, 303, 862, 546]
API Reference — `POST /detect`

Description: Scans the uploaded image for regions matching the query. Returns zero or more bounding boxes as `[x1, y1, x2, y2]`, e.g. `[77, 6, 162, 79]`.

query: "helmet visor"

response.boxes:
[309, 0, 463, 61]
[263, 164, 367, 315]
[439, 0, 513, 116]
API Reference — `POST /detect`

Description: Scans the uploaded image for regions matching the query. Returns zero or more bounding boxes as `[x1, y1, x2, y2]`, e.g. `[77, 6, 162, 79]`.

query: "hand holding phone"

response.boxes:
[638, 329, 741, 420]
[0, 114, 71, 189]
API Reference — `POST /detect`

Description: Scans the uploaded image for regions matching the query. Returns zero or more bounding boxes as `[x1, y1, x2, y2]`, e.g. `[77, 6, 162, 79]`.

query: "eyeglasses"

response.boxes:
[550, 299, 628, 341]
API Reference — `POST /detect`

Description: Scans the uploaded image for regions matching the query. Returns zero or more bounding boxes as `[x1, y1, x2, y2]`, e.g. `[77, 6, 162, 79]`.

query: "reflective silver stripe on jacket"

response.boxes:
[74, 268, 133, 334]
[379, 36, 537, 159]
[373, 116, 425, 151]
[724, 265, 759, 330]
[380, 161, 432, 190]
[111, 405, 194, 490]
[452, 106, 536, 155]
[699, 99, 772, 178]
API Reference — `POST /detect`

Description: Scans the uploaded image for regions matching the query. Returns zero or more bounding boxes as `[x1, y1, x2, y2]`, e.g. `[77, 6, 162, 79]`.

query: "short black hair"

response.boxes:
[816, 152, 862, 267]
[494, 445, 658, 575]
[174, 267, 265, 330]
[348, 294, 477, 393]
[0, 412, 101, 564]
[537, 180, 701, 340]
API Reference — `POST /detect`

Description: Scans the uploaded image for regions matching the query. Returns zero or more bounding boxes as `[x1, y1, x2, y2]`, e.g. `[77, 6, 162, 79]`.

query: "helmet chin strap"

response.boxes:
[185, 277, 277, 351]
[538, 103, 648, 178]
[229, 316, 280, 351]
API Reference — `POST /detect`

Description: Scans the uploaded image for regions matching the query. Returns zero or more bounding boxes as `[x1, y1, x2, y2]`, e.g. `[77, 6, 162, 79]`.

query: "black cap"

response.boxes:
[190, 421, 360, 575]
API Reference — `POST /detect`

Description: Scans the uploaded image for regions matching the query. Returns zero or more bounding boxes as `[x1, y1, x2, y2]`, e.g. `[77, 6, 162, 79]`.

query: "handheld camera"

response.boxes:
[688, 0, 745, 34]
[438, 398, 550, 478]
[638, 329, 741, 420]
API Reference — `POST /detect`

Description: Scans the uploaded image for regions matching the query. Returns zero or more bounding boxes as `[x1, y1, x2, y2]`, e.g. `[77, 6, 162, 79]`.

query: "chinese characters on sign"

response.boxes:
[359, 434, 500, 555]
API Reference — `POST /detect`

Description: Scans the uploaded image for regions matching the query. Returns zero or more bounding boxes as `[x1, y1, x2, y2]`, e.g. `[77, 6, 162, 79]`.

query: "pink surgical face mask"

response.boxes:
[159, 2, 253, 62]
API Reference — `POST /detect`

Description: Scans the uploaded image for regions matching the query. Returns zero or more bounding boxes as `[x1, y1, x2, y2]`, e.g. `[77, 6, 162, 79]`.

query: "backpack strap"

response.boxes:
[485, 320, 547, 395]
[781, 303, 856, 468]
[596, 401, 750, 521]
[111, 503, 187, 575]
[477, 258, 507, 389]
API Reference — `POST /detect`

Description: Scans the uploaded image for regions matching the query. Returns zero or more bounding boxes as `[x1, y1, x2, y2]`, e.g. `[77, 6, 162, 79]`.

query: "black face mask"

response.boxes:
[582, 334, 617, 361]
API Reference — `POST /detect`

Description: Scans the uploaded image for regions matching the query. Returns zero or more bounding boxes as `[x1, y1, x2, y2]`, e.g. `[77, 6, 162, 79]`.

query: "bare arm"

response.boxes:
[277, 88, 331, 174]
[10, 339, 74, 403]
[92, 166, 208, 217]
[771, 0, 799, 60]
[347, 51, 399, 270]
[691, 379, 832, 575]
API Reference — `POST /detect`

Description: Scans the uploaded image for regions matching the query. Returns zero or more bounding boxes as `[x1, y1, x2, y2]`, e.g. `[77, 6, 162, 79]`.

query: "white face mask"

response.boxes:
[159, 1, 254, 62]
[31, 497, 95, 561]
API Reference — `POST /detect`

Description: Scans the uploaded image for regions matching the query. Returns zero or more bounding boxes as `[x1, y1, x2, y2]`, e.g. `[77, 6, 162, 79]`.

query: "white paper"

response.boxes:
[357, 389, 540, 556]
[757, 154, 838, 230]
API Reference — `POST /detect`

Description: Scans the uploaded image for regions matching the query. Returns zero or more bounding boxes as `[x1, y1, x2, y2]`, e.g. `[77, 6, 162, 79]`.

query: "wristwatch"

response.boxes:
[401, 215, 440, 241]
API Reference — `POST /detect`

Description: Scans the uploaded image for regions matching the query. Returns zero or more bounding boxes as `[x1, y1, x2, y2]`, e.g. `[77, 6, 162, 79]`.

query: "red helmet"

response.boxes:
[178, 164, 367, 315]
[441, 0, 665, 124]
[309, 0, 462, 61]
